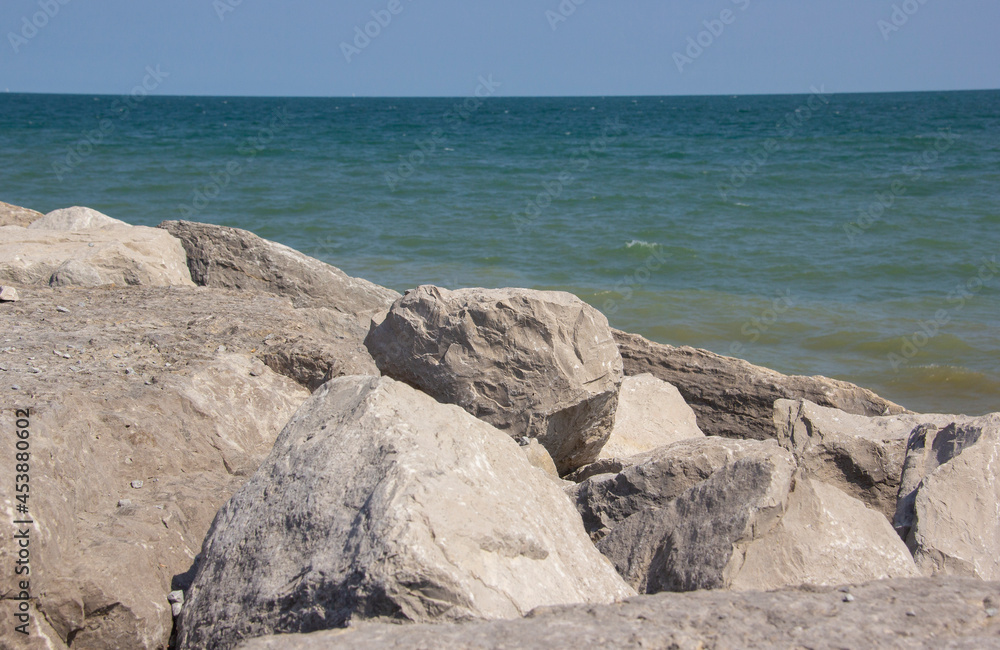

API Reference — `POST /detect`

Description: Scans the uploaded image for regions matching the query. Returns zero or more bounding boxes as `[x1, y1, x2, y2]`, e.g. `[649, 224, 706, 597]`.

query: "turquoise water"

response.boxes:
[1, 91, 998, 415]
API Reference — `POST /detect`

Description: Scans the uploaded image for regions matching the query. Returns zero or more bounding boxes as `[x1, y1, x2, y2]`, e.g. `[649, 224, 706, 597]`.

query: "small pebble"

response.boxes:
[167, 590, 184, 604]
[117, 499, 132, 508]
[171, 602, 183, 617]
[125, 367, 134, 375]
[130, 480, 144, 489]
[56, 305, 70, 313]
[88, 242, 95, 247]
[842, 594, 855, 603]
[987, 608, 999, 618]
[11, 384, 19, 390]
[905, 610, 916, 617]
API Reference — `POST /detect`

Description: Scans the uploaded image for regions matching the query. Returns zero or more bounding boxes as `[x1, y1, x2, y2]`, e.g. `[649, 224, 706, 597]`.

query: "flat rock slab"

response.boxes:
[599, 373, 703, 459]
[177, 376, 632, 650]
[0, 200, 43, 228]
[365, 285, 624, 474]
[0, 284, 378, 649]
[613, 329, 906, 440]
[236, 577, 1000, 650]
[159, 220, 399, 326]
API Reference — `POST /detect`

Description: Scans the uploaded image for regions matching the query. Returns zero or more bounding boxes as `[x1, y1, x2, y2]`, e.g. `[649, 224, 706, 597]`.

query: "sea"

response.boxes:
[1, 90, 998, 416]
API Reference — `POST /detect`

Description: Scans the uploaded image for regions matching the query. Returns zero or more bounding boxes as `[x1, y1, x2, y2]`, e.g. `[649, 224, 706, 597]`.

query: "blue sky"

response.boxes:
[1, 0, 997, 97]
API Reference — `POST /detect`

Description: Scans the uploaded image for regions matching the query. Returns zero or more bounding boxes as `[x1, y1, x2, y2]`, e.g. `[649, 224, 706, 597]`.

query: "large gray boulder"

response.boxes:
[774, 399, 958, 520]
[236, 576, 1000, 650]
[613, 329, 906, 440]
[894, 414, 1000, 580]
[569, 437, 767, 541]
[0, 217, 194, 288]
[599, 373, 703, 459]
[0, 200, 43, 227]
[0, 283, 380, 650]
[158, 220, 399, 328]
[177, 376, 634, 650]
[365, 286, 624, 474]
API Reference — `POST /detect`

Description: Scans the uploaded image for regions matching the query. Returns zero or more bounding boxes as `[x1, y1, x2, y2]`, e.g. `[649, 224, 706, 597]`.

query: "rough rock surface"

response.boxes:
[29, 206, 129, 230]
[237, 577, 1000, 650]
[599, 373, 703, 459]
[520, 438, 560, 479]
[177, 376, 633, 650]
[597, 445, 796, 593]
[894, 414, 1000, 580]
[0, 283, 382, 650]
[0, 285, 19, 301]
[365, 285, 624, 474]
[570, 437, 770, 540]
[159, 220, 399, 327]
[0, 223, 194, 288]
[0, 200, 43, 227]
[774, 398, 959, 520]
[729, 477, 919, 590]
[613, 329, 906, 440]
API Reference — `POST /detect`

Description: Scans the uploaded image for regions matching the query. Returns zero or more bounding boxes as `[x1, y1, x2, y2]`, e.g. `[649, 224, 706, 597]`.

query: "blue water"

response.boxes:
[1, 91, 998, 415]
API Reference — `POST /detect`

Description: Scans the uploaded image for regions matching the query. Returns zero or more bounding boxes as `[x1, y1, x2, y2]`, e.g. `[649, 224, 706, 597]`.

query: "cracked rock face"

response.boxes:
[365, 285, 624, 474]
[176, 376, 633, 650]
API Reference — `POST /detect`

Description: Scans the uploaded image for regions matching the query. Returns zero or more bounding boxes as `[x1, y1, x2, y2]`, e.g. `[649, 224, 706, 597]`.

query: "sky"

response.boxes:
[0, 0, 997, 97]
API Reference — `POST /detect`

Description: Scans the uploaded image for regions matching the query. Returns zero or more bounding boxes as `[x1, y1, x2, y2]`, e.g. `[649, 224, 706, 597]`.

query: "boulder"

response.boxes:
[729, 477, 919, 590]
[235, 576, 1000, 650]
[774, 399, 958, 520]
[894, 414, 1000, 580]
[0, 282, 381, 650]
[613, 329, 906, 440]
[597, 445, 796, 593]
[158, 220, 399, 327]
[570, 437, 770, 540]
[599, 373, 703, 459]
[0, 223, 194, 288]
[28, 206, 129, 230]
[365, 286, 624, 474]
[0, 200, 43, 227]
[176, 376, 634, 650]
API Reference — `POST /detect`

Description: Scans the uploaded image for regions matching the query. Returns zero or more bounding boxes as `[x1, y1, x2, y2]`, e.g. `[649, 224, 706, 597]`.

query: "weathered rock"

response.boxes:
[520, 438, 560, 479]
[0, 283, 381, 650]
[0, 223, 194, 288]
[598, 444, 796, 593]
[0, 200, 43, 227]
[599, 373, 703, 459]
[177, 376, 633, 650]
[0, 285, 19, 301]
[365, 286, 624, 474]
[158, 220, 399, 328]
[28, 205, 129, 230]
[894, 414, 1000, 580]
[774, 399, 959, 521]
[729, 477, 918, 590]
[613, 329, 906, 440]
[236, 576, 1000, 650]
[570, 437, 771, 540]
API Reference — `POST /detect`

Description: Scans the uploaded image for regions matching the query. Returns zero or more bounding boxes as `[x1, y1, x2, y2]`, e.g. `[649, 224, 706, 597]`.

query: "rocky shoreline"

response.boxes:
[1, 201, 997, 649]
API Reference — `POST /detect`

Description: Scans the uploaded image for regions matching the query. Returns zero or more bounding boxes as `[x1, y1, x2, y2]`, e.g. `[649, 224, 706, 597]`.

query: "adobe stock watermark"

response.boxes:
[340, 0, 414, 63]
[51, 66, 170, 181]
[385, 74, 501, 191]
[7, 0, 73, 54]
[673, 0, 751, 73]
[717, 85, 830, 201]
[601, 246, 669, 317]
[213, 0, 243, 22]
[729, 290, 795, 357]
[545, 0, 588, 31]
[878, 0, 931, 41]
[177, 107, 290, 219]
[511, 118, 626, 234]
[887, 254, 997, 372]
[843, 129, 958, 243]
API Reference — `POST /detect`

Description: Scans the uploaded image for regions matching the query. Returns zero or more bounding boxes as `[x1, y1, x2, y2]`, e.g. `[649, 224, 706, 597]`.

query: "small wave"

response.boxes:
[734, 202, 750, 207]
[625, 240, 660, 250]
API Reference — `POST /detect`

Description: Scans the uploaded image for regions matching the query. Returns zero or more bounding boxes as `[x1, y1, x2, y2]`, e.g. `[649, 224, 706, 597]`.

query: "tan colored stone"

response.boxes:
[599, 373, 703, 459]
